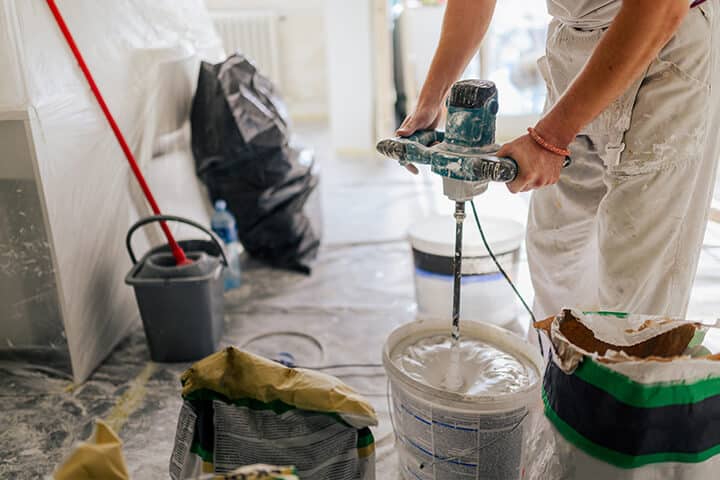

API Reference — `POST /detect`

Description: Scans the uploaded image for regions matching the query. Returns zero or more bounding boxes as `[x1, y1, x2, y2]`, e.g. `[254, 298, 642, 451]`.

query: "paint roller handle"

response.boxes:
[471, 154, 572, 183]
[126, 215, 228, 266]
[375, 130, 444, 166]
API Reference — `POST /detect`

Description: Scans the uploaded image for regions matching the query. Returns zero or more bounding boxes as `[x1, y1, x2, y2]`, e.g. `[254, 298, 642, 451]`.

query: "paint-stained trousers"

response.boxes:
[528, 3, 720, 321]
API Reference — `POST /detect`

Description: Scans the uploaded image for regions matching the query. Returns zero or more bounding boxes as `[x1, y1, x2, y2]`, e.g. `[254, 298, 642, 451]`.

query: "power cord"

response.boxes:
[469, 201, 535, 323]
[240, 332, 383, 370]
[469, 200, 545, 350]
[296, 363, 383, 370]
[249, 203, 544, 367]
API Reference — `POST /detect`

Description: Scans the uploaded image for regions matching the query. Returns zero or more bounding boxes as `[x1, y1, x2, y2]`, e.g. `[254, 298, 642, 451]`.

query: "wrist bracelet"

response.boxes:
[527, 127, 571, 157]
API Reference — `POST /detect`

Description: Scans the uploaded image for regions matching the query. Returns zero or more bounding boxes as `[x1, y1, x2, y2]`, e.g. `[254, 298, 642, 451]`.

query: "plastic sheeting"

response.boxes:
[0, 0, 224, 382]
[3, 111, 720, 477]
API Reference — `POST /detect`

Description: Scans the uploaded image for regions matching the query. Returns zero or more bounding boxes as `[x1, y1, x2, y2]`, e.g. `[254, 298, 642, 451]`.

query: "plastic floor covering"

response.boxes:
[2, 122, 720, 479]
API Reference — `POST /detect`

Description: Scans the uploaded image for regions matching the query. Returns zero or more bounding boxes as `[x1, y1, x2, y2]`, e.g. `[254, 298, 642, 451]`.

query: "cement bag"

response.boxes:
[169, 347, 377, 480]
[538, 309, 720, 479]
[190, 54, 320, 274]
[196, 465, 299, 479]
[54, 420, 129, 480]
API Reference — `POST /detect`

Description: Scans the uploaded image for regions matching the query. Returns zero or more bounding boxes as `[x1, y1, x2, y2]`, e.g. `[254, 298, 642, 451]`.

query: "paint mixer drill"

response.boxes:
[377, 79, 568, 341]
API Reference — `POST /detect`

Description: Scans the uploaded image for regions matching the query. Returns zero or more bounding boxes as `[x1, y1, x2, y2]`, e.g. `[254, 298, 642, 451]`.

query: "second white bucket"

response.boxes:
[408, 214, 525, 327]
[383, 318, 543, 480]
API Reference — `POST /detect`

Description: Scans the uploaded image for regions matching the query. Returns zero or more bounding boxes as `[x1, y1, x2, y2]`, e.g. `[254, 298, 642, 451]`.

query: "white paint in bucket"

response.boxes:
[383, 318, 542, 480]
[392, 335, 538, 396]
[408, 215, 524, 327]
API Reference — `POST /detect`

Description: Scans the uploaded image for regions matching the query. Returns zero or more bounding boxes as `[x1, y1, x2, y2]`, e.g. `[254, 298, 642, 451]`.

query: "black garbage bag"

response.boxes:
[190, 54, 320, 274]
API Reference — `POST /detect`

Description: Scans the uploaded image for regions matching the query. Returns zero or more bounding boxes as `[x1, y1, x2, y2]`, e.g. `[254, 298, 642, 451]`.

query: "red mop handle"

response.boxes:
[46, 0, 190, 265]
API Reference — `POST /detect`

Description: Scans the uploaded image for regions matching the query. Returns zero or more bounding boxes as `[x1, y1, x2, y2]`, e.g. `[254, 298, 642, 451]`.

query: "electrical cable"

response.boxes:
[239, 331, 384, 370]
[470, 200, 545, 351]
[240, 331, 326, 362]
[469, 201, 535, 323]
[296, 363, 384, 370]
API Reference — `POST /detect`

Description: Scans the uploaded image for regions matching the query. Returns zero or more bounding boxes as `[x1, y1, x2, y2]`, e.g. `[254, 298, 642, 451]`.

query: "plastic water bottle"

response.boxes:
[211, 200, 242, 290]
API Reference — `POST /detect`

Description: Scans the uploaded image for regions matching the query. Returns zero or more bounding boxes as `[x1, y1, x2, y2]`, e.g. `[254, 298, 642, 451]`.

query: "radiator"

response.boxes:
[210, 10, 281, 87]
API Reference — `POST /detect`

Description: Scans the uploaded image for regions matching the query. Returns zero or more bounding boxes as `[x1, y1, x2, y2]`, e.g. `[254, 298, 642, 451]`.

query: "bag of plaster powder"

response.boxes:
[537, 309, 720, 479]
[194, 464, 299, 479]
[169, 347, 377, 480]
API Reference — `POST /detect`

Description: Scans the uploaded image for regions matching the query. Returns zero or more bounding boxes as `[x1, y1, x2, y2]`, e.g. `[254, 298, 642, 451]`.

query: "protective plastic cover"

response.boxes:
[0, 0, 224, 381]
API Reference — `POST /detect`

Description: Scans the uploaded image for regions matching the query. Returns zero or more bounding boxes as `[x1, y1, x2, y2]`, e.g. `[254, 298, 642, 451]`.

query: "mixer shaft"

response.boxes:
[451, 201, 465, 342]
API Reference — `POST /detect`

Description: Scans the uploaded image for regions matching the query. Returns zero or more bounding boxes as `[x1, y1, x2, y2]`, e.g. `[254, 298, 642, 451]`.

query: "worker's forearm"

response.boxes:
[537, 0, 688, 147]
[417, 0, 496, 107]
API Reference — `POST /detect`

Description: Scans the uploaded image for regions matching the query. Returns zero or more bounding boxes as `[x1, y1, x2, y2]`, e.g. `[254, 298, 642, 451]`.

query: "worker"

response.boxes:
[398, 0, 719, 323]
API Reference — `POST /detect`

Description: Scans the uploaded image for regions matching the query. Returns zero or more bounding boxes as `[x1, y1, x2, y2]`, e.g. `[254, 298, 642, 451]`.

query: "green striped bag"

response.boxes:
[169, 347, 377, 480]
[542, 309, 720, 479]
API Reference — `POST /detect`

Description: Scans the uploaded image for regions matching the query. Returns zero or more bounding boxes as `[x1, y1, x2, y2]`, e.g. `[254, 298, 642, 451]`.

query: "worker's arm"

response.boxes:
[502, 0, 689, 192]
[397, 0, 497, 173]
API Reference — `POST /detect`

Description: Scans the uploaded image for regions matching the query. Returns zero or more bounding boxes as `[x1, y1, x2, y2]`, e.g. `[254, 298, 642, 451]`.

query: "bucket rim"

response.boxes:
[383, 317, 543, 411]
[408, 214, 524, 258]
[124, 251, 223, 286]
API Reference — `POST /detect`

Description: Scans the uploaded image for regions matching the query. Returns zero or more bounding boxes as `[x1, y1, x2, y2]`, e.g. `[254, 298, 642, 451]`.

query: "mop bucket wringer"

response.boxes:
[125, 215, 228, 362]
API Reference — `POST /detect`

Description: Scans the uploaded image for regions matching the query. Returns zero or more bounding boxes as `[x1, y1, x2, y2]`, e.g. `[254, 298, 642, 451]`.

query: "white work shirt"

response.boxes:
[547, 0, 705, 29]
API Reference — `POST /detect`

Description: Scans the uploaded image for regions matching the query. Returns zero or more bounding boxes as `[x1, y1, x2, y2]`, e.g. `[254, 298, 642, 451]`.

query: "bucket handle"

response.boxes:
[126, 214, 228, 266]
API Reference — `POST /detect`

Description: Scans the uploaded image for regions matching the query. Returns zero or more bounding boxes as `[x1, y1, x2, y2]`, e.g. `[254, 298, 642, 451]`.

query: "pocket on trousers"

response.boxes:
[608, 15, 712, 178]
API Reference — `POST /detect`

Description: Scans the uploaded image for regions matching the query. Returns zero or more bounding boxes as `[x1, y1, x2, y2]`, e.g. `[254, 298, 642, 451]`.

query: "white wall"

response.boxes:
[205, 0, 392, 155]
[205, 0, 328, 121]
[324, 0, 375, 154]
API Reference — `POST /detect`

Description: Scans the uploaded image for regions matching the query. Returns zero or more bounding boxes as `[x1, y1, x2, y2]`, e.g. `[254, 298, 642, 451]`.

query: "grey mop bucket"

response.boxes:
[125, 215, 227, 362]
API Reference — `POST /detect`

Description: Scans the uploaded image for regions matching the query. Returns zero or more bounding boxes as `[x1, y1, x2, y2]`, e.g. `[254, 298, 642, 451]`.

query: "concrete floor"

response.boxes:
[2, 122, 720, 478]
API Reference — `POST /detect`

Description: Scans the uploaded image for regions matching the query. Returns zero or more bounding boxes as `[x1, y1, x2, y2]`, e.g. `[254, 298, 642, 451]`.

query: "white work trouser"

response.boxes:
[528, 3, 720, 321]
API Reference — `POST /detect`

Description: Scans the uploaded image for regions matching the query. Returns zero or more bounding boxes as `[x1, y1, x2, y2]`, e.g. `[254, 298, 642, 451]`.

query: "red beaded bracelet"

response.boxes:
[527, 127, 571, 157]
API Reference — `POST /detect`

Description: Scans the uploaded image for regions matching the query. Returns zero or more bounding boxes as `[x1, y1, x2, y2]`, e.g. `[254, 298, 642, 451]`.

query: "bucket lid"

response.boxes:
[408, 214, 523, 258]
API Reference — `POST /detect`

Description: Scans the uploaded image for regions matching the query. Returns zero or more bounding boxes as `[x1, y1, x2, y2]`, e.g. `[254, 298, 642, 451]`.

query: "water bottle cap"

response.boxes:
[214, 199, 227, 211]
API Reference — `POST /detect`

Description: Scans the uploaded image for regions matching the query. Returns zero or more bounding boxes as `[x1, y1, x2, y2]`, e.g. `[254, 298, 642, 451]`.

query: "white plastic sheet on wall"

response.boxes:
[0, 0, 224, 382]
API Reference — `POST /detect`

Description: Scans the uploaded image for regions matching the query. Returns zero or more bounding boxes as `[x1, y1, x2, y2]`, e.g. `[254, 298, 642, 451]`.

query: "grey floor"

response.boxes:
[2, 122, 720, 479]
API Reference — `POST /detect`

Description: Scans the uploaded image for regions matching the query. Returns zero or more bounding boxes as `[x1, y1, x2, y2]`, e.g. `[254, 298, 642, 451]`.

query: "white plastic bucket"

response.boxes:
[383, 318, 542, 480]
[408, 215, 524, 326]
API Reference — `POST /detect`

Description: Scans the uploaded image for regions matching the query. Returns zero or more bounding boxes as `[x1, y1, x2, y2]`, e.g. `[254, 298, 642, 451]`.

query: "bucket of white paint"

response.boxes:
[408, 215, 524, 326]
[383, 318, 542, 480]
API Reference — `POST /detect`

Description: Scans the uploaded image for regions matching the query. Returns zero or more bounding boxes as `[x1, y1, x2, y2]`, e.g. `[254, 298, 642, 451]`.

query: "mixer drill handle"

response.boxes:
[375, 129, 444, 166]
[471, 154, 571, 183]
[470, 155, 518, 183]
[375, 133, 522, 184]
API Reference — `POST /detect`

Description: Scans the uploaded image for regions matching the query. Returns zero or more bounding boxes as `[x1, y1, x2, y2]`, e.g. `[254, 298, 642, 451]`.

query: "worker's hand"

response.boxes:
[497, 134, 565, 193]
[395, 102, 443, 175]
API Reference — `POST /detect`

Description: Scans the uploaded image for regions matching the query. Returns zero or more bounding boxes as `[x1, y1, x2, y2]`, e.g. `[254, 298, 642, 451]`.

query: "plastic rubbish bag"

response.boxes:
[536, 309, 720, 479]
[190, 54, 321, 273]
